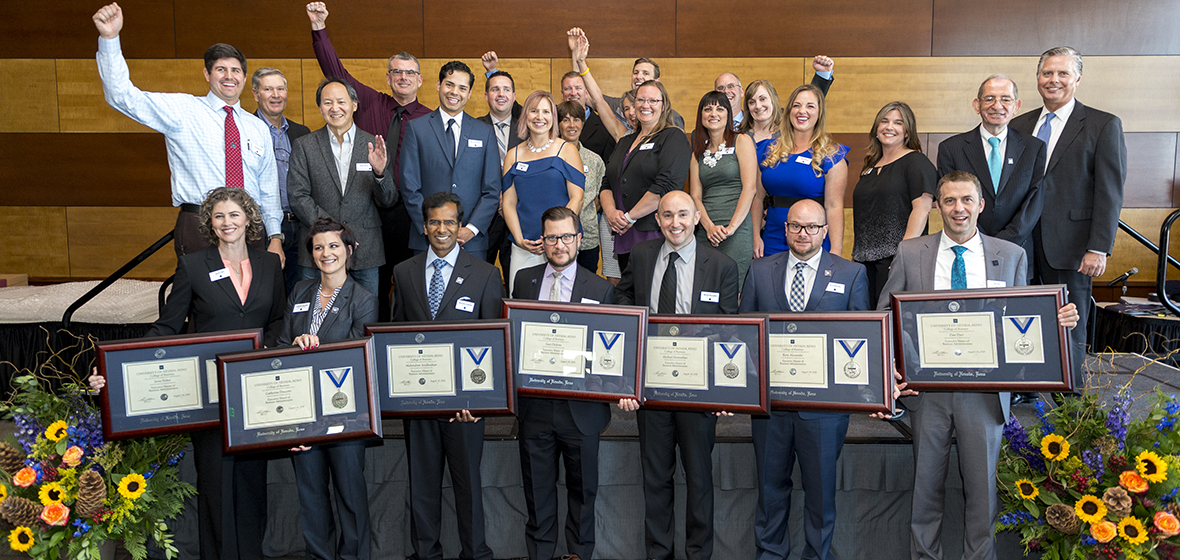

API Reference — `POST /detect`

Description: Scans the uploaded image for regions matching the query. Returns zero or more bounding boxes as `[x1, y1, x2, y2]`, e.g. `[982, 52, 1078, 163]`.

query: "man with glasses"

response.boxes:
[510, 206, 614, 560]
[715, 57, 835, 130]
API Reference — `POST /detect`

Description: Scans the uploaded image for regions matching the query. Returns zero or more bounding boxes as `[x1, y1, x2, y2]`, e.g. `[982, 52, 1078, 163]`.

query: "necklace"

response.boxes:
[526, 138, 554, 153]
[702, 141, 727, 168]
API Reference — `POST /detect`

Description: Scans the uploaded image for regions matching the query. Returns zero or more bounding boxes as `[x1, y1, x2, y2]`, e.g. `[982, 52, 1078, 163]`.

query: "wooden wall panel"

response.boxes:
[422, 1, 675, 58]
[1067, 57, 1180, 133]
[1175, 140, 1180, 207]
[0, 134, 171, 207]
[932, 0, 1180, 56]
[1106, 208, 1180, 284]
[0, 60, 59, 132]
[0, 207, 70, 277]
[57, 58, 208, 133]
[235, 59, 307, 126]
[1123, 133, 1177, 208]
[66, 207, 178, 279]
[676, 0, 934, 57]
[0, 1, 175, 59]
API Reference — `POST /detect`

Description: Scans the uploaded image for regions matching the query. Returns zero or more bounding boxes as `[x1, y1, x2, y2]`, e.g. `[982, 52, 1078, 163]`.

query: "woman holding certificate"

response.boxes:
[278, 217, 377, 560]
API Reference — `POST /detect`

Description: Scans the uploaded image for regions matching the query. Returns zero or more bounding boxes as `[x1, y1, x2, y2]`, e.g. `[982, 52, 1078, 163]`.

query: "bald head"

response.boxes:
[785, 199, 828, 260]
[714, 72, 743, 106]
[656, 191, 700, 250]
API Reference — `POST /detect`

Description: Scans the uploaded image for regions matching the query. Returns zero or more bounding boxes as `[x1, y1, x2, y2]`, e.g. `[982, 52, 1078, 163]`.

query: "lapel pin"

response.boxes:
[992, 260, 999, 266]
[332, 307, 339, 314]
[456, 277, 465, 284]
[824, 270, 832, 277]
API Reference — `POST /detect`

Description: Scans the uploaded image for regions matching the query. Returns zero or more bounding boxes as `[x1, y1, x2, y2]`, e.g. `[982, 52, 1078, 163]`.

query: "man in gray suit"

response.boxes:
[877, 171, 1077, 560]
[289, 79, 398, 298]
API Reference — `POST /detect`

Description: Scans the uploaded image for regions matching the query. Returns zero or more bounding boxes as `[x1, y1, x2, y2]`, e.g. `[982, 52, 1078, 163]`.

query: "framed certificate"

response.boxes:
[96, 329, 262, 440]
[504, 300, 647, 403]
[217, 338, 381, 454]
[764, 312, 894, 414]
[891, 285, 1073, 392]
[641, 315, 770, 414]
[365, 321, 515, 417]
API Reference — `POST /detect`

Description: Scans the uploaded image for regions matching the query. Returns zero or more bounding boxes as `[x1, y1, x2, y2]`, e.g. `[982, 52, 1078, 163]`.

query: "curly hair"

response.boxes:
[198, 187, 266, 246]
[762, 84, 837, 177]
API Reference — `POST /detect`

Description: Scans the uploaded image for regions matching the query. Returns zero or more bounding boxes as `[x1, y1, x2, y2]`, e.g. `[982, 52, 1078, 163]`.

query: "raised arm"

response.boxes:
[569, 30, 629, 141]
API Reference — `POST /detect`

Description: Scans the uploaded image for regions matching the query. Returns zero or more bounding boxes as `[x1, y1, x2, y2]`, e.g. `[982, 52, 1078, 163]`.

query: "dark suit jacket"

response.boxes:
[288, 126, 399, 270]
[615, 239, 739, 314]
[399, 110, 502, 253]
[1010, 101, 1127, 269]
[286, 120, 311, 143]
[277, 277, 377, 346]
[580, 108, 617, 165]
[936, 125, 1045, 257]
[739, 251, 870, 314]
[602, 127, 692, 233]
[149, 245, 285, 347]
[476, 112, 524, 152]
[391, 248, 504, 322]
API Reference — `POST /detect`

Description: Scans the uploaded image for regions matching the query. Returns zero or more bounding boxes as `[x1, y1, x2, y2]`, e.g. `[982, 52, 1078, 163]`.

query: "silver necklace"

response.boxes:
[702, 141, 727, 168]
[527, 138, 554, 153]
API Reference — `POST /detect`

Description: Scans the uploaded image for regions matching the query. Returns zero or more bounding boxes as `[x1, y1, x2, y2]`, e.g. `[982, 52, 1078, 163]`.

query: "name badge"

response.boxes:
[246, 138, 263, 156]
[700, 291, 720, 303]
[515, 162, 529, 172]
[468, 138, 483, 148]
[580, 297, 600, 305]
[456, 297, 475, 313]
[209, 268, 231, 282]
[356, 162, 373, 172]
[292, 302, 310, 313]
[796, 156, 813, 165]
[720, 147, 735, 155]
[826, 282, 845, 294]
[583, 164, 590, 173]
[639, 143, 655, 151]
[987, 280, 1007, 288]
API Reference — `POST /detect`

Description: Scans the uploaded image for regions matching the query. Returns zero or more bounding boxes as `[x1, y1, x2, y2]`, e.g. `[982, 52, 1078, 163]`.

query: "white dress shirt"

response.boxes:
[651, 239, 697, 314]
[328, 124, 356, 194]
[424, 243, 461, 289]
[934, 231, 987, 290]
[491, 115, 511, 161]
[538, 263, 576, 302]
[980, 125, 1008, 188]
[785, 250, 824, 309]
[440, 109, 463, 156]
[1033, 98, 1075, 169]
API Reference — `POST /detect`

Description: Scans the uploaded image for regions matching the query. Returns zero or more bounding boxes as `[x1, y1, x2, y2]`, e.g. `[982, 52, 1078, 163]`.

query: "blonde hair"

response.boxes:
[762, 84, 836, 177]
[517, 91, 559, 141]
[635, 81, 675, 135]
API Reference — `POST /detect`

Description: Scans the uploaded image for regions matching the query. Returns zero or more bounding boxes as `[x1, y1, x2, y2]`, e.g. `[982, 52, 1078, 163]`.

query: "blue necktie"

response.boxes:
[1035, 113, 1055, 144]
[428, 259, 447, 319]
[951, 246, 968, 290]
[987, 136, 1002, 192]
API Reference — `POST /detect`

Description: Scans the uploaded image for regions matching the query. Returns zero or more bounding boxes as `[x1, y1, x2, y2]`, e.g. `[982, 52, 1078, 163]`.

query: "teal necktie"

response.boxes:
[951, 246, 967, 290]
[987, 136, 1002, 192]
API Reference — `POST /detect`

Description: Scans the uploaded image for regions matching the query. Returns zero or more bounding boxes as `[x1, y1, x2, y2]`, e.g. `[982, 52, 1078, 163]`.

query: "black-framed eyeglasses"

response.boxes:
[786, 223, 826, 235]
[542, 233, 579, 246]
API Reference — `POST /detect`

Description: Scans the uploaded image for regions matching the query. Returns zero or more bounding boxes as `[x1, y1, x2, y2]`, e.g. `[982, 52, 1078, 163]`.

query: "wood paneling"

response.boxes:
[1123, 133, 1177, 208]
[0, 207, 70, 277]
[1106, 208, 1180, 284]
[235, 59, 307, 126]
[422, 1, 675, 58]
[57, 58, 207, 133]
[676, 0, 934, 57]
[0, 60, 59, 132]
[0, 1, 175, 59]
[66, 207, 178, 279]
[932, 0, 1180, 56]
[0, 134, 171, 207]
[1175, 139, 1180, 207]
[1067, 57, 1180, 133]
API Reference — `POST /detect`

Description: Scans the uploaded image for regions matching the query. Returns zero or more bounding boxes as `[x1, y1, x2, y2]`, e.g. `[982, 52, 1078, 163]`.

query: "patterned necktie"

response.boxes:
[446, 118, 457, 159]
[549, 271, 563, 301]
[951, 246, 968, 290]
[223, 106, 243, 188]
[1035, 112, 1055, 144]
[987, 136, 1002, 192]
[496, 122, 509, 161]
[789, 261, 807, 312]
[658, 252, 679, 314]
[428, 259, 447, 319]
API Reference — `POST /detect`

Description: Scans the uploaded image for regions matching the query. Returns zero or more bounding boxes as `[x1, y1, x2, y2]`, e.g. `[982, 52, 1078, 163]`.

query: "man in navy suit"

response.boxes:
[511, 206, 615, 560]
[738, 200, 870, 560]
[400, 61, 501, 261]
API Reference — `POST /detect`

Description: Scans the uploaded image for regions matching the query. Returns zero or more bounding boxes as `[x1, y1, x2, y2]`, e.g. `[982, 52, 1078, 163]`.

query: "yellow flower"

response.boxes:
[1074, 495, 1107, 524]
[12, 467, 36, 488]
[1118, 516, 1149, 545]
[37, 482, 65, 506]
[44, 420, 68, 442]
[117, 473, 146, 500]
[1155, 511, 1180, 537]
[1016, 479, 1039, 500]
[1091, 520, 1117, 543]
[1040, 434, 1070, 461]
[7, 527, 33, 552]
[62, 446, 83, 468]
[1120, 470, 1149, 494]
[0, 484, 7, 504]
[1135, 450, 1168, 483]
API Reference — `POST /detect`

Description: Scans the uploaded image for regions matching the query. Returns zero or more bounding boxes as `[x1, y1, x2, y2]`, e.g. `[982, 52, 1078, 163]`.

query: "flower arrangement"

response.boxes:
[0, 371, 195, 560]
[998, 384, 1180, 559]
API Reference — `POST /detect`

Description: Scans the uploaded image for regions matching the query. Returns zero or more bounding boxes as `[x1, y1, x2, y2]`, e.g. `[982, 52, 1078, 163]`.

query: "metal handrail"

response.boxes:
[1157, 210, 1180, 317]
[1119, 220, 1180, 273]
[62, 230, 175, 328]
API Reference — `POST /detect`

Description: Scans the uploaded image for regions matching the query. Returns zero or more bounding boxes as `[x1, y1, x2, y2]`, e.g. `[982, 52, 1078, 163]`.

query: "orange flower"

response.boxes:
[1119, 470, 1149, 493]
[39, 502, 68, 526]
[61, 446, 83, 467]
[12, 467, 36, 488]
[1091, 520, 1117, 543]
[1155, 511, 1180, 537]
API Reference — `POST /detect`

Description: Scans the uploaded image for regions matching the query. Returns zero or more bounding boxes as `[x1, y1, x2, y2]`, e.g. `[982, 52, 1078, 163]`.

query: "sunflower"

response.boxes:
[1074, 495, 1107, 524]
[44, 421, 68, 443]
[1015, 479, 1039, 500]
[7, 527, 33, 552]
[1040, 434, 1070, 461]
[1118, 516, 1149, 545]
[117, 473, 146, 500]
[37, 482, 65, 506]
[1136, 450, 1168, 483]
[0, 484, 7, 504]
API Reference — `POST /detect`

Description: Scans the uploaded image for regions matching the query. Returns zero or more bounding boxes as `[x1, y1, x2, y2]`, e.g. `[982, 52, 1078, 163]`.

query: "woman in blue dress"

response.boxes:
[502, 90, 585, 293]
[752, 84, 848, 257]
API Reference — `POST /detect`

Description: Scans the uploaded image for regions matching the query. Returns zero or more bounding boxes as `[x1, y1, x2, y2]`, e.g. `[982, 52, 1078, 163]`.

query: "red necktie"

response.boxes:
[223, 106, 244, 188]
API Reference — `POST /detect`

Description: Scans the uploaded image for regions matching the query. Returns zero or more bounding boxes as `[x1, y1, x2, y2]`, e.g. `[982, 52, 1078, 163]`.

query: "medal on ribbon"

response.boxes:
[1009, 317, 1036, 356]
[598, 332, 621, 369]
[838, 339, 865, 379]
[719, 342, 742, 379]
[324, 367, 351, 408]
[466, 347, 489, 384]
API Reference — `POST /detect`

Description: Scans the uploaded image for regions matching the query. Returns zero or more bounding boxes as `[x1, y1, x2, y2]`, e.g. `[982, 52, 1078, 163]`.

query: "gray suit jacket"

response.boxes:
[288, 126, 398, 269]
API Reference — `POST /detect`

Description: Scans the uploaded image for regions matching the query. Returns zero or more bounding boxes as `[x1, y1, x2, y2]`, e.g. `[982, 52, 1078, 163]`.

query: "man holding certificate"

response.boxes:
[738, 199, 870, 560]
[510, 206, 615, 560]
[877, 171, 1077, 560]
[616, 191, 739, 560]
[391, 192, 503, 560]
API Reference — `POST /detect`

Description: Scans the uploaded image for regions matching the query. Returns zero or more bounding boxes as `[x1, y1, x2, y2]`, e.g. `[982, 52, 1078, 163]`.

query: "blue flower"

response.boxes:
[1003, 414, 1046, 471]
[1035, 400, 1054, 434]
[1080, 534, 1097, 545]
[1082, 449, 1104, 481]
[1158, 416, 1176, 432]
[1106, 390, 1131, 450]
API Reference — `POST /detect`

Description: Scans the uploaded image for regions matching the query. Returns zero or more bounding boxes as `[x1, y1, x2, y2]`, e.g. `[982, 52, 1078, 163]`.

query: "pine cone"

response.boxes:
[1, 497, 42, 527]
[1046, 503, 1081, 534]
[0, 443, 25, 476]
[74, 470, 106, 518]
[1104, 486, 1133, 518]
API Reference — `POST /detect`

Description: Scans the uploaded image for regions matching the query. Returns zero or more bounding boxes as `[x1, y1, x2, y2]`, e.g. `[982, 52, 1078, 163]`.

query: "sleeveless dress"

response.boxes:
[757, 139, 849, 256]
[695, 147, 753, 287]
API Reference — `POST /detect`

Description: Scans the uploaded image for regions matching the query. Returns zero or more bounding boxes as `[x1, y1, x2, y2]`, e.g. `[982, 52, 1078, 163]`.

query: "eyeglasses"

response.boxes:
[786, 223, 826, 235]
[542, 233, 579, 246]
[718, 83, 742, 91]
[388, 69, 420, 77]
[979, 95, 1015, 106]
[636, 98, 663, 106]
[426, 219, 458, 228]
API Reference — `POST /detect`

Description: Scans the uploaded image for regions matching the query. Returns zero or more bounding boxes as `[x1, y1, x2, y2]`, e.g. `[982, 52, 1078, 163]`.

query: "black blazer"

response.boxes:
[277, 277, 377, 346]
[602, 127, 692, 233]
[476, 110, 524, 152]
[1010, 101, 1127, 269]
[149, 245, 285, 347]
[936, 125, 1046, 256]
[391, 248, 504, 322]
[580, 108, 617, 165]
[286, 120, 311, 144]
[615, 239, 739, 314]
